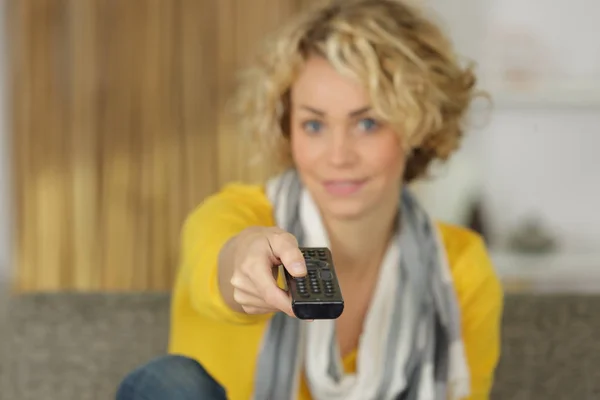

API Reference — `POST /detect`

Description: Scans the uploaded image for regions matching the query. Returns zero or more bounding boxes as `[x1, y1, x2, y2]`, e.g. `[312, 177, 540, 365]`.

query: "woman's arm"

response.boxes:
[176, 183, 276, 324]
[444, 227, 504, 400]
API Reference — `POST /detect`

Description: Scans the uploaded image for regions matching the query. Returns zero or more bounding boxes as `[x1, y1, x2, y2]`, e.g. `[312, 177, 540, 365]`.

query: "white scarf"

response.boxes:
[253, 169, 471, 400]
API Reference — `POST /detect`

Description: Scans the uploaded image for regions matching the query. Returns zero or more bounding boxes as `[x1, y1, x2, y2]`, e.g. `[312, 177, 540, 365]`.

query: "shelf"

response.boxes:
[480, 81, 600, 108]
[490, 92, 600, 109]
[490, 251, 600, 294]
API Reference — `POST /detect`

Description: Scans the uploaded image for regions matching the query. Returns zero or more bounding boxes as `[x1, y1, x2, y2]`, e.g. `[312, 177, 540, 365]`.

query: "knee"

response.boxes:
[116, 355, 226, 400]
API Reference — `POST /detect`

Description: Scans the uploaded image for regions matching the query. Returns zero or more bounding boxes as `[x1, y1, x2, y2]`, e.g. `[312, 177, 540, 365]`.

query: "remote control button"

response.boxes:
[324, 283, 335, 294]
[319, 270, 332, 280]
[295, 277, 308, 295]
[310, 281, 321, 292]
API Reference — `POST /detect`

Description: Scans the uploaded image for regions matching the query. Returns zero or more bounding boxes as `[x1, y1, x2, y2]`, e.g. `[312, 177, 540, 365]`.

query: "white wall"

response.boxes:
[477, 0, 600, 252]
[417, 107, 600, 253]
[416, 0, 600, 254]
[479, 108, 600, 251]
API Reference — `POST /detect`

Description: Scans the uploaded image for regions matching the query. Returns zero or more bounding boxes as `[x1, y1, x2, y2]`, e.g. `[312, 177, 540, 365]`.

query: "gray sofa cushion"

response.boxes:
[494, 294, 600, 400]
[1, 293, 169, 400]
[1, 293, 599, 399]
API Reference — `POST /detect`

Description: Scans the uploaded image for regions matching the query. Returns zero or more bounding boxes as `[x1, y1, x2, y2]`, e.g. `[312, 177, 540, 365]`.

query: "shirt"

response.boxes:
[168, 183, 503, 400]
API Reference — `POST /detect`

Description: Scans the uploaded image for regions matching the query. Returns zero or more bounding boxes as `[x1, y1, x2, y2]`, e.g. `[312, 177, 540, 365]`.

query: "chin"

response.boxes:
[319, 197, 373, 221]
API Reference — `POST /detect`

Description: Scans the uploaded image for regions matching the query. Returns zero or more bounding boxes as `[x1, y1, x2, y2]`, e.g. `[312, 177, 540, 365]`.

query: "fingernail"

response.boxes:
[289, 262, 305, 275]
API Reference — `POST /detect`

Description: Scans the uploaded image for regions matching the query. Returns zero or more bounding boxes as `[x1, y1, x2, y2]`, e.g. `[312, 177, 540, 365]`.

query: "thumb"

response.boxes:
[267, 231, 306, 277]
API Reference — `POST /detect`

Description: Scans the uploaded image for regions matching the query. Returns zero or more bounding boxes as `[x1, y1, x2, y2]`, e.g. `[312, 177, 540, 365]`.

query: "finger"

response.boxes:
[233, 286, 287, 316]
[248, 262, 294, 316]
[259, 282, 294, 317]
[233, 288, 272, 309]
[267, 231, 306, 277]
[241, 305, 277, 315]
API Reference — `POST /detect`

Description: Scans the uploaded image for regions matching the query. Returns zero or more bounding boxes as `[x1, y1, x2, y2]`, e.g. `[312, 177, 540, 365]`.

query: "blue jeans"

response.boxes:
[116, 355, 227, 400]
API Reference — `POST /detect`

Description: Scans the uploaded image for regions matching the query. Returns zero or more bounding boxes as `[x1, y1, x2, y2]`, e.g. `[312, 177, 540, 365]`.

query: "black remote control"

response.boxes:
[284, 247, 344, 320]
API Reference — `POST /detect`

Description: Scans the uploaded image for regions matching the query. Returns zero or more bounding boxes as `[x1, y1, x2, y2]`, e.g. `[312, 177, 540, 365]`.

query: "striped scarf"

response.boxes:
[252, 169, 470, 400]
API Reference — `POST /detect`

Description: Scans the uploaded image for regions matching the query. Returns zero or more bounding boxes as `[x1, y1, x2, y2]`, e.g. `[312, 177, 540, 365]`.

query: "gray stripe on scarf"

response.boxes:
[253, 169, 465, 400]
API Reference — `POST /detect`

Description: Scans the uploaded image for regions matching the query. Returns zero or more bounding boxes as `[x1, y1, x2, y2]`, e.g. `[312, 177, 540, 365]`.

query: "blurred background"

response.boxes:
[0, 0, 599, 399]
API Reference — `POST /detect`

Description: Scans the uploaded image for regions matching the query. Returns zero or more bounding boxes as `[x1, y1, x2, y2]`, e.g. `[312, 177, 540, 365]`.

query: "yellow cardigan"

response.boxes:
[168, 183, 503, 400]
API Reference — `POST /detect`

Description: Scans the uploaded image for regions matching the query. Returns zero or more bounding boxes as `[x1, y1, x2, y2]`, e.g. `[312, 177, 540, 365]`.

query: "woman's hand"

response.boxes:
[218, 227, 307, 317]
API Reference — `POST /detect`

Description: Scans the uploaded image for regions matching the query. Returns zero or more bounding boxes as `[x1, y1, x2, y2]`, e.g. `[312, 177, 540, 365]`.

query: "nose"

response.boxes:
[327, 130, 357, 167]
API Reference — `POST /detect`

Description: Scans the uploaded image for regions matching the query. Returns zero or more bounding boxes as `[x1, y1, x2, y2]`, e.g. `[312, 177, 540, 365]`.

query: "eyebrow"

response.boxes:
[299, 105, 371, 117]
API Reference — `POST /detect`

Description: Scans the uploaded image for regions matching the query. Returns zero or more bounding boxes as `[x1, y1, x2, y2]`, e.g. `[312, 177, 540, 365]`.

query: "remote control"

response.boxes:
[284, 247, 344, 320]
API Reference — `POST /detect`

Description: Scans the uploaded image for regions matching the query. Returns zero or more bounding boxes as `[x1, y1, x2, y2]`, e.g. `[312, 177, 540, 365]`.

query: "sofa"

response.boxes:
[1, 293, 599, 399]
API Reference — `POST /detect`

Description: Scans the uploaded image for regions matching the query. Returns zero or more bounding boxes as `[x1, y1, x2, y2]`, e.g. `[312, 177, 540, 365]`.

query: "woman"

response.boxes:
[117, 0, 503, 399]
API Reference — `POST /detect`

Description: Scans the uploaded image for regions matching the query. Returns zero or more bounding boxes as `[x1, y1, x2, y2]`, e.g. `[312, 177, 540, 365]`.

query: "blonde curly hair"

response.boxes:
[231, 0, 482, 182]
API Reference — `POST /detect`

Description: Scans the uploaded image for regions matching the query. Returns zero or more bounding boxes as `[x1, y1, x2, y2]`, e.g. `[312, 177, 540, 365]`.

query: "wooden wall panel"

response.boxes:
[216, 0, 299, 186]
[8, 0, 308, 292]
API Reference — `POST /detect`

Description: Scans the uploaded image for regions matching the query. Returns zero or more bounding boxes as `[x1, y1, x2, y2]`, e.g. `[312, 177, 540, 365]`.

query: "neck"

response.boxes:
[322, 196, 399, 278]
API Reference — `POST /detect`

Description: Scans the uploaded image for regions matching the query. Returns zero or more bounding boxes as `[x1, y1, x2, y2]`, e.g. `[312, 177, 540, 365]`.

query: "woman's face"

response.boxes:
[290, 56, 406, 221]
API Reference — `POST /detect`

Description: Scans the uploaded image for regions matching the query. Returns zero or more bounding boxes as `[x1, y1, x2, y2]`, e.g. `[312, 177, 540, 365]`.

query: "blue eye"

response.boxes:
[302, 120, 323, 133]
[358, 118, 378, 132]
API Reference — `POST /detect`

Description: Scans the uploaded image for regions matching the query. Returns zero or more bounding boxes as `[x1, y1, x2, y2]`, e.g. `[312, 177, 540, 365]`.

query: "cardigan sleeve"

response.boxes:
[442, 224, 504, 399]
[177, 183, 276, 325]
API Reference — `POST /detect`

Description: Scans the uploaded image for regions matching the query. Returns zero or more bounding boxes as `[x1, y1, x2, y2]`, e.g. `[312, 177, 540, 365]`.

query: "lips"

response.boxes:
[323, 179, 367, 196]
